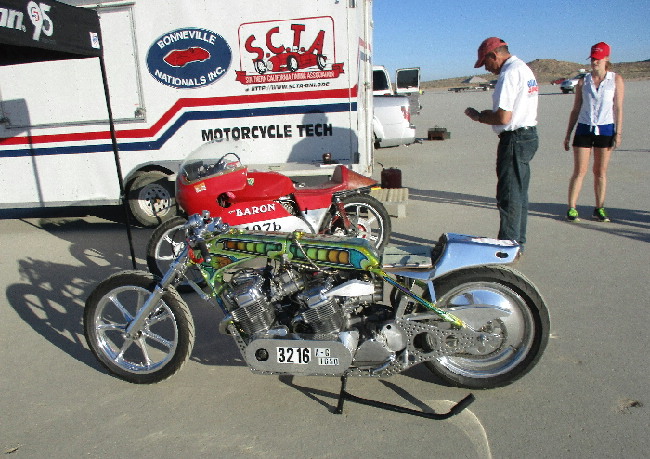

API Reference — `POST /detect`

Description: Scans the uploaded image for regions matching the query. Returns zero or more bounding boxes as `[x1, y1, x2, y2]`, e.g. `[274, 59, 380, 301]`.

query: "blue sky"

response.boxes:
[372, 0, 650, 81]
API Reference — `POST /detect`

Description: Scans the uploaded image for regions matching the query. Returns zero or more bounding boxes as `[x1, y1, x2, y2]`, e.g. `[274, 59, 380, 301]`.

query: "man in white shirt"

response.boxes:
[465, 37, 539, 251]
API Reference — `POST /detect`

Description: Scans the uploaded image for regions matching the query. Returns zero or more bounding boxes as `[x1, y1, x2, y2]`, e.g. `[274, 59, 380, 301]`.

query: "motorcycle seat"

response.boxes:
[294, 165, 378, 195]
[382, 245, 433, 271]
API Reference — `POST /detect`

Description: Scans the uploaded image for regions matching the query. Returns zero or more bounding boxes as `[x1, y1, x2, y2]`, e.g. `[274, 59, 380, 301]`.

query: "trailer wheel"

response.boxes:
[127, 171, 177, 227]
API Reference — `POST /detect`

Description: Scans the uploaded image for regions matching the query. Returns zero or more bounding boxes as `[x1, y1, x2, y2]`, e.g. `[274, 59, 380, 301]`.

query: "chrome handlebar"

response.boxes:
[184, 212, 229, 262]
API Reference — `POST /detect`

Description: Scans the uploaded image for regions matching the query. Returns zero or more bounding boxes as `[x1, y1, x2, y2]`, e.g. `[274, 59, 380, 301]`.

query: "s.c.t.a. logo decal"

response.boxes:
[236, 17, 343, 86]
[146, 28, 232, 89]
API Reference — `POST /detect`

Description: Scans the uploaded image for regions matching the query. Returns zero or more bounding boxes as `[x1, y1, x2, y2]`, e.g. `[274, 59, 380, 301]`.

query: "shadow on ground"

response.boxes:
[5, 214, 244, 381]
[408, 187, 650, 243]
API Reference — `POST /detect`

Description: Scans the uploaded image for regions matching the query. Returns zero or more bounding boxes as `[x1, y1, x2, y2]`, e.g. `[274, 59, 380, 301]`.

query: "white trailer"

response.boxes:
[0, 0, 373, 226]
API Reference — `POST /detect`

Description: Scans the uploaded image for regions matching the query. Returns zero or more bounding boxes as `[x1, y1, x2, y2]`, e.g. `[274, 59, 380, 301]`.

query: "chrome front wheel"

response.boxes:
[84, 272, 195, 384]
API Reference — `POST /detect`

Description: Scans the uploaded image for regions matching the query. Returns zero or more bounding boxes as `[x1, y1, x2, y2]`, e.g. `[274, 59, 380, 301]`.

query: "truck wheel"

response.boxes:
[128, 171, 177, 227]
[373, 134, 381, 149]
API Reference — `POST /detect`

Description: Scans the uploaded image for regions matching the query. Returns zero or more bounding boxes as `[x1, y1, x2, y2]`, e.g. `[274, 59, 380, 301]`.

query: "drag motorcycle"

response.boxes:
[147, 144, 391, 288]
[84, 212, 550, 404]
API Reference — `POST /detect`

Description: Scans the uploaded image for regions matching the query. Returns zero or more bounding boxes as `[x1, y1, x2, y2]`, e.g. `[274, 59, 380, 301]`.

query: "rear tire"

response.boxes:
[84, 271, 195, 384]
[423, 266, 549, 389]
[320, 194, 391, 251]
[254, 60, 267, 74]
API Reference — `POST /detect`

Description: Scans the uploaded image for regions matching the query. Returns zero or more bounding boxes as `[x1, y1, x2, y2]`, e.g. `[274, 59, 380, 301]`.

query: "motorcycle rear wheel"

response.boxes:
[424, 266, 549, 389]
[84, 271, 195, 384]
[320, 194, 391, 251]
[146, 216, 206, 292]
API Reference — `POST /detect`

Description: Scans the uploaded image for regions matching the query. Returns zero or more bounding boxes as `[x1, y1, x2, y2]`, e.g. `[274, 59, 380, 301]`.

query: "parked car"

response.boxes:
[560, 72, 588, 94]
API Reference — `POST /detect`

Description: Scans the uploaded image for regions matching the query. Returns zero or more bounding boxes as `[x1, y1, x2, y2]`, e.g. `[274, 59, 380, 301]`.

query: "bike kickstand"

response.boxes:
[334, 374, 349, 414]
[334, 374, 475, 420]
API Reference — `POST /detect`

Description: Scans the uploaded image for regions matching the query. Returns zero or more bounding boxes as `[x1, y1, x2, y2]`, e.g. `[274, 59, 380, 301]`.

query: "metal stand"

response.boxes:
[334, 375, 475, 420]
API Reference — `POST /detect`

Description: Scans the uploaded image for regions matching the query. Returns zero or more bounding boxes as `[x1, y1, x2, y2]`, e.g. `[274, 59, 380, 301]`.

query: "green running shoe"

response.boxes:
[566, 207, 579, 222]
[593, 207, 611, 222]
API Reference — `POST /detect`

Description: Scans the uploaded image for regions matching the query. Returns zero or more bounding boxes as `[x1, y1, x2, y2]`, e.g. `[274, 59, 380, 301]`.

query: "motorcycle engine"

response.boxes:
[220, 266, 406, 375]
[220, 270, 277, 336]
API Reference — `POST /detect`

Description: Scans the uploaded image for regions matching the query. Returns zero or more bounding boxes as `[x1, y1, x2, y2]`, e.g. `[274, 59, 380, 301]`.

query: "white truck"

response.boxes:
[371, 65, 417, 148]
[0, 0, 375, 226]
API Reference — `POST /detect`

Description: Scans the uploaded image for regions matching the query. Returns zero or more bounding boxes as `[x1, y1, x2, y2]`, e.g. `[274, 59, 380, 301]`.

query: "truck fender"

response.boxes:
[372, 115, 385, 140]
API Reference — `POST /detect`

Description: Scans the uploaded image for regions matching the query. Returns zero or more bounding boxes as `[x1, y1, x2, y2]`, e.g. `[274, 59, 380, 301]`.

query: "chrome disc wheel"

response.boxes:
[423, 266, 549, 388]
[434, 282, 534, 378]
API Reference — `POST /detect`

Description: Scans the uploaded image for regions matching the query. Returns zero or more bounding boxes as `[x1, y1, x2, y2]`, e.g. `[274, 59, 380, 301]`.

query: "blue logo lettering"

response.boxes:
[146, 28, 232, 89]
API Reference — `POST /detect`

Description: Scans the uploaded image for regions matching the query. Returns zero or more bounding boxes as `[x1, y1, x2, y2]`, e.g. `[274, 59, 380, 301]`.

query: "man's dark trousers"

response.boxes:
[496, 126, 538, 246]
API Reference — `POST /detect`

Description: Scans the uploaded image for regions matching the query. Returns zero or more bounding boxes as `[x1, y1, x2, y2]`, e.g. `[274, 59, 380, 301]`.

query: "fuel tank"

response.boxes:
[211, 230, 381, 271]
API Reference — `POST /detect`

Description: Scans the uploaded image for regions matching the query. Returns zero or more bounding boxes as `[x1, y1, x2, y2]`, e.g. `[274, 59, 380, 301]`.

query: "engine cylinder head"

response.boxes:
[301, 297, 343, 334]
[296, 279, 344, 334]
[221, 271, 275, 336]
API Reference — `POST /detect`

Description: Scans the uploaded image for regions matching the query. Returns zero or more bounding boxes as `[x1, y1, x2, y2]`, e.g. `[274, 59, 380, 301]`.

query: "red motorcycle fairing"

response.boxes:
[227, 171, 295, 203]
[222, 199, 293, 225]
[177, 161, 379, 217]
[177, 164, 249, 216]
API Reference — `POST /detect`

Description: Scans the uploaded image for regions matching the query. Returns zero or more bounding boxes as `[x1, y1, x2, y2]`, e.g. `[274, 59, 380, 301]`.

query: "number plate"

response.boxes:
[276, 347, 336, 365]
[276, 347, 311, 364]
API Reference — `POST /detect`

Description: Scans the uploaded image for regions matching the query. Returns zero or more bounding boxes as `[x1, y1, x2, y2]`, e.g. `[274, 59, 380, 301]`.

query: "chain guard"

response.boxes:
[396, 318, 503, 361]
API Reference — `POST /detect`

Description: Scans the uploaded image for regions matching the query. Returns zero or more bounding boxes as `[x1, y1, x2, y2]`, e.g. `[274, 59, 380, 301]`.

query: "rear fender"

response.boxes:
[334, 165, 378, 189]
[432, 233, 520, 278]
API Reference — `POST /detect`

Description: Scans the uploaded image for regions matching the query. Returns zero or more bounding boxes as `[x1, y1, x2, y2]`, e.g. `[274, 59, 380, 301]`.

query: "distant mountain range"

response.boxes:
[422, 59, 650, 89]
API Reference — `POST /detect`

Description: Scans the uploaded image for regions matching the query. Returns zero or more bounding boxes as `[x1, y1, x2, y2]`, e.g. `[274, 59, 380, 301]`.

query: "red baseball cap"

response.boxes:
[474, 37, 508, 68]
[589, 42, 610, 60]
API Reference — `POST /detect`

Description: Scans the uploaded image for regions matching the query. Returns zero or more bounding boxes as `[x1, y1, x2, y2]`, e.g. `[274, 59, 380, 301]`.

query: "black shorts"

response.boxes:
[572, 133, 615, 149]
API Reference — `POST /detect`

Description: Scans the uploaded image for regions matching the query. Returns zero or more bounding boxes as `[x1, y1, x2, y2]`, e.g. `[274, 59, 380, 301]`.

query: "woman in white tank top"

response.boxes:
[563, 42, 625, 222]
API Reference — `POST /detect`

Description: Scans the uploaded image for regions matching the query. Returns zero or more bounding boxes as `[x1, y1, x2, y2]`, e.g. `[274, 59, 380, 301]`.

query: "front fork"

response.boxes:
[124, 249, 190, 339]
[333, 195, 355, 233]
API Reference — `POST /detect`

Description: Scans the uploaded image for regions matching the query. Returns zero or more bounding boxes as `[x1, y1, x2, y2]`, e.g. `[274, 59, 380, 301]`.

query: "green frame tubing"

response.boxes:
[187, 228, 465, 328]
